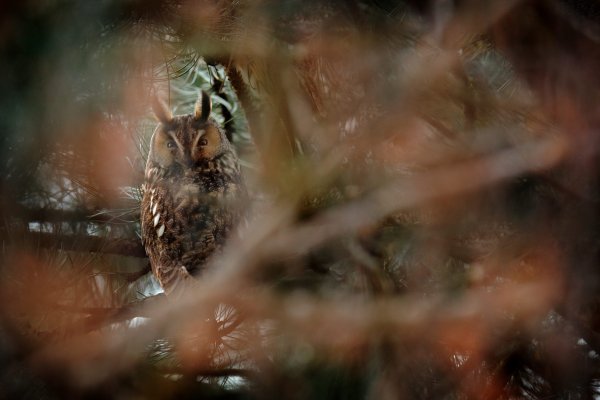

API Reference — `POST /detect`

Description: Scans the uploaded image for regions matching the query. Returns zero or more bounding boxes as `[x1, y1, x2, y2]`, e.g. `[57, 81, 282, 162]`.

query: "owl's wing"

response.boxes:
[142, 183, 195, 295]
[142, 178, 245, 295]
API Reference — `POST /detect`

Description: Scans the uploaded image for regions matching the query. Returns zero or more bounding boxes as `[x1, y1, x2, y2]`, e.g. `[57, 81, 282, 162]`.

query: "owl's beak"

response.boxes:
[188, 150, 200, 166]
[181, 153, 194, 168]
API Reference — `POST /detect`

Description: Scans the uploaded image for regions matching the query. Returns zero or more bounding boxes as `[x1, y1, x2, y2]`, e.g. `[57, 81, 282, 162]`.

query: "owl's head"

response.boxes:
[147, 90, 231, 175]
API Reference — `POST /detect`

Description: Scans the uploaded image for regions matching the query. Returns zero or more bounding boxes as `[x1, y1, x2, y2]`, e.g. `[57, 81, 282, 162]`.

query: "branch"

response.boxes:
[56, 294, 167, 333]
[24, 232, 146, 258]
[17, 206, 138, 224]
[159, 367, 253, 379]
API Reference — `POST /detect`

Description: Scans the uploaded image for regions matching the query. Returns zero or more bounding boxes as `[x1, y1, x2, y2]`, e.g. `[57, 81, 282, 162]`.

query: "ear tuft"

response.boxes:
[194, 90, 212, 122]
[151, 94, 173, 124]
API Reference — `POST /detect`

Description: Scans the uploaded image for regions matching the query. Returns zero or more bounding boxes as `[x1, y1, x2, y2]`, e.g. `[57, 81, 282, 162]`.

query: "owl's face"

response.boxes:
[147, 91, 230, 176]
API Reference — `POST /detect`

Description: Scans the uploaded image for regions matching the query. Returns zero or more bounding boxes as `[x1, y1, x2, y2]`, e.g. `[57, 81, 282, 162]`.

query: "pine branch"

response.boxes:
[18, 206, 140, 224]
[57, 293, 166, 333]
[158, 367, 252, 379]
[24, 232, 146, 258]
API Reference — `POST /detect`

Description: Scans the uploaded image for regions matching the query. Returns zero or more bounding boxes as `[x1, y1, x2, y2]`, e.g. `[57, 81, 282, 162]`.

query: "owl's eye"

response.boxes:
[199, 138, 208, 146]
[166, 141, 176, 149]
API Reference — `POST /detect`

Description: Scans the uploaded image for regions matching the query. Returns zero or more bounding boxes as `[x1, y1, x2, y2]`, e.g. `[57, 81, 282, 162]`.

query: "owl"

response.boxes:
[141, 90, 246, 296]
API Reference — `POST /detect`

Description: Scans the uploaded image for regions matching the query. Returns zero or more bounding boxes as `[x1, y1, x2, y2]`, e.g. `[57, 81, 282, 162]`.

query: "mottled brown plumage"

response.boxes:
[141, 91, 246, 295]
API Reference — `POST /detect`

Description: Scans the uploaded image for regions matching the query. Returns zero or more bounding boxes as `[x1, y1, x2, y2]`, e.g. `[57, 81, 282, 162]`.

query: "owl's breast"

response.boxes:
[142, 177, 244, 280]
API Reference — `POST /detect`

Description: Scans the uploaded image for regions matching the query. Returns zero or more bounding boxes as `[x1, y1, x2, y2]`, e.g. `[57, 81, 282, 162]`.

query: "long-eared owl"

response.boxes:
[141, 90, 246, 296]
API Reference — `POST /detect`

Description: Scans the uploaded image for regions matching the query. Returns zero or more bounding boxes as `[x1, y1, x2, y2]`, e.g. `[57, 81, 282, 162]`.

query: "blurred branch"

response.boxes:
[207, 63, 236, 143]
[18, 206, 139, 224]
[219, 61, 263, 151]
[120, 265, 152, 282]
[57, 294, 166, 333]
[556, 309, 600, 354]
[158, 367, 253, 379]
[32, 271, 559, 388]
[266, 136, 567, 261]
[24, 232, 146, 258]
[93, 265, 152, 283]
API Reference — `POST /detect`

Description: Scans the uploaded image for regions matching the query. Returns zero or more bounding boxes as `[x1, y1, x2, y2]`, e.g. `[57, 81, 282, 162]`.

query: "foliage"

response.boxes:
[1, 0, 600, 399]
